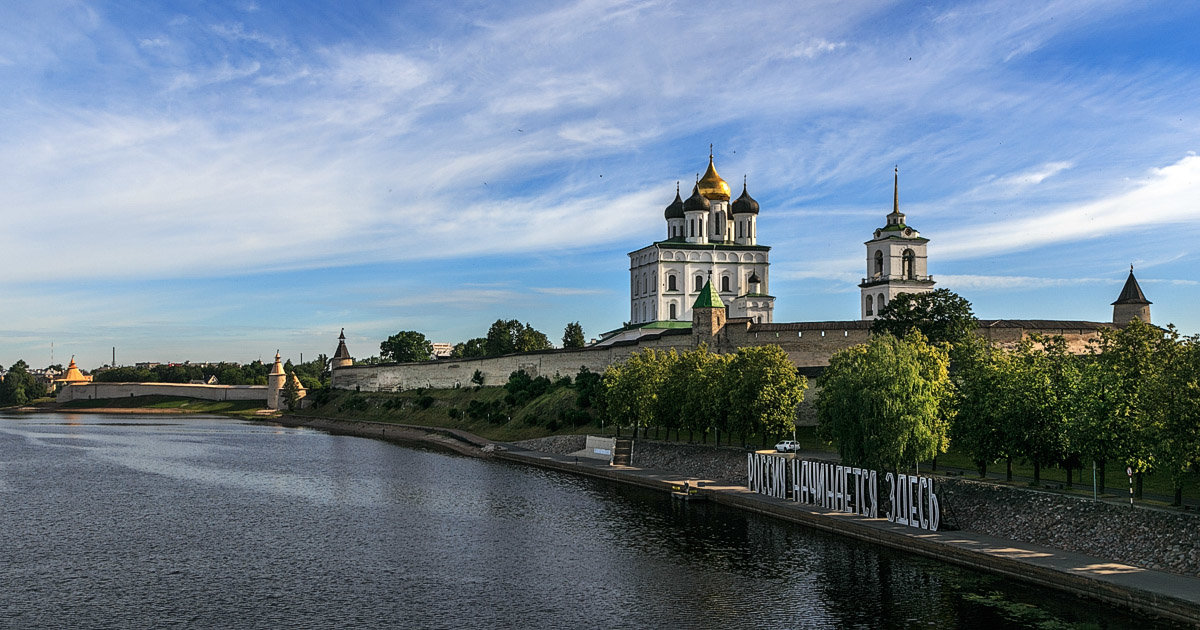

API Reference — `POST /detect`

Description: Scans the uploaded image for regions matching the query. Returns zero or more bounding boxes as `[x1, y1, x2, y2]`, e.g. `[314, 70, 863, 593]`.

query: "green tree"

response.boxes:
[872, 288, 978, 347]
[483, 319, 553, 356]
[726, 345, 807, 447]
[282, 367, 301, 411]
[949, 334, 1008, 477]
[562, 322, 586, 348]
[817, 332, 952, 472]
[1070, 318, 1161, 495]
[380, 331, 434, 363]
[452, 338, 487, 358]
[1152, 329, 1200, 505]
[666, 345, 729, 443]
[0, 360, 35, 405]
[993, 336, 1077, 483]
[471, 369, 486, 387]
[602, 348, 669, 437]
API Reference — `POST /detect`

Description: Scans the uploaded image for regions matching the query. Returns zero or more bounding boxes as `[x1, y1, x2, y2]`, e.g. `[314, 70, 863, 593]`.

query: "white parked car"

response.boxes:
[774, 440, 800, 453]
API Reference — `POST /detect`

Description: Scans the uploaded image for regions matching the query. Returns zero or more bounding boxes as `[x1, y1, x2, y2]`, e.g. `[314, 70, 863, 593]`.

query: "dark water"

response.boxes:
[0, 414, 1169, 629]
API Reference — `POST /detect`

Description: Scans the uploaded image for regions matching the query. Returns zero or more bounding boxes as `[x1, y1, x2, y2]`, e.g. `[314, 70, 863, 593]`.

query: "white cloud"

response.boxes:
[938, 154, 1200, 260]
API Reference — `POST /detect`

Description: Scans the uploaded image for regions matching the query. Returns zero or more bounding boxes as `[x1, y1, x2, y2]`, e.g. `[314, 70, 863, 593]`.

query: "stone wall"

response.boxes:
[332, 331, 692, 392]
[57, 382, 268, 403]
[333, 318, 1112, 393]
[936, 476, 1200, 577]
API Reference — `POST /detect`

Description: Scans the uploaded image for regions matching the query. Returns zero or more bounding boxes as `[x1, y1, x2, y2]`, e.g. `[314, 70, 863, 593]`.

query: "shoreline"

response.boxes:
[276, 413, 1200, 627]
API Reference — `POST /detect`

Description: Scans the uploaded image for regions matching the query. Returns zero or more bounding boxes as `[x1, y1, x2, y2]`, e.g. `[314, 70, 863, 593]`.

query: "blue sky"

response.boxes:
[2, 0, 1199, 369]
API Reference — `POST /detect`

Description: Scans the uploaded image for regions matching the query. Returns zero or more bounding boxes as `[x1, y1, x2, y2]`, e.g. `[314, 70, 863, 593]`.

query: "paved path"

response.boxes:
[494, 444, 1200, 627]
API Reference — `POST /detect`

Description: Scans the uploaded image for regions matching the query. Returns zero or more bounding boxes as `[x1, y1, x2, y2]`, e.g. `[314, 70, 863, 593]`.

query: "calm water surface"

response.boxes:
[0, 414, 1170, 629]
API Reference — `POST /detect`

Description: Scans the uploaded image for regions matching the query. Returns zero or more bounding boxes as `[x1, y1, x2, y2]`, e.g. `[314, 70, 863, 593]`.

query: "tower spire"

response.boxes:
[893, 166, 899, 215]
[886, 166, 906, 226]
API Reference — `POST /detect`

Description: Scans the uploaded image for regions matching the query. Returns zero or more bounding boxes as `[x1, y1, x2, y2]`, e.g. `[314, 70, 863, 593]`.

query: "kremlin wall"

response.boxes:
[331, 157, 1144, 393]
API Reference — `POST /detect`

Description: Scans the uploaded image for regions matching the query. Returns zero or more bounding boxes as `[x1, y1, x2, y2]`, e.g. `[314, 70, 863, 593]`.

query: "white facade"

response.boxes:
[628, 244, 772, 325]
[628, 154, 773, 326]
[860, 171, 935, 320]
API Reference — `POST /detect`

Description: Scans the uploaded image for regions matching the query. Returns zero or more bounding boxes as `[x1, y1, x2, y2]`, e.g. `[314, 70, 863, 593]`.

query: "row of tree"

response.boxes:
[817, 290, 1200, 505]
[954, 320, 1200, 503]
[601, 345, 807, 445]
[378, 320, 586, 363]
[92, 356, 332, 390]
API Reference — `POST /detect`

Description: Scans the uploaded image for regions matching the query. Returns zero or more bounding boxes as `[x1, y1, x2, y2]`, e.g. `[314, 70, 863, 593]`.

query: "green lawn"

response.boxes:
[60, 395, 266, 416]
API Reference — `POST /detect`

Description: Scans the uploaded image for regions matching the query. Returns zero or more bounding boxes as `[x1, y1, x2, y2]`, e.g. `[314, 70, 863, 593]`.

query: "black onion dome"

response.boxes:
[731, 181, 760, 215]
[664, 187, 685, 219]
[683, 184, 711, 213]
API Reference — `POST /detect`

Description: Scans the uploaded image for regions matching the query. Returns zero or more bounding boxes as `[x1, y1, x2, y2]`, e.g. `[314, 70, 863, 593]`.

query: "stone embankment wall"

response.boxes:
[937, 477, 1200, 578]
[57, 382, 268, 403]
[333, 320, 1109, 393]
[516, 436, 1200, 578]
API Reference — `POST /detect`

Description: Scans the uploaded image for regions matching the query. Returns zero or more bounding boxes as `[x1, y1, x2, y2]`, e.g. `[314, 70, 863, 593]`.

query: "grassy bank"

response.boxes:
[59, 395, 267, 417]
[297, 386, 601, 442]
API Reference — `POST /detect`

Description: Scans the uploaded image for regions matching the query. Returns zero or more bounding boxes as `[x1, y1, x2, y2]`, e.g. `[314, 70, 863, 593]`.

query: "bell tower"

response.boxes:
[860, 168, 934, 320]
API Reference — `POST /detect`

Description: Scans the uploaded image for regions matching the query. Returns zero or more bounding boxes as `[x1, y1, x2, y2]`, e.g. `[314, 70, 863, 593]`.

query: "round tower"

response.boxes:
[332, 329, 353, 369]
[1112, 266, 1152, 325]
[267, 350, 285, 410]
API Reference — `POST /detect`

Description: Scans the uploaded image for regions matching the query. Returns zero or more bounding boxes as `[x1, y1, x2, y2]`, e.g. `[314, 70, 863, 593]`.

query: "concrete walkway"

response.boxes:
[494, 444, 1200, 627]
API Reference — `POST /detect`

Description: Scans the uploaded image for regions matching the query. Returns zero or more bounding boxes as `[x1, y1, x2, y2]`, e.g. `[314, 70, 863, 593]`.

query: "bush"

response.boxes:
[448, 407, 461, 419]
[338, 395, 369, 413]
[416, 395, 435, 410]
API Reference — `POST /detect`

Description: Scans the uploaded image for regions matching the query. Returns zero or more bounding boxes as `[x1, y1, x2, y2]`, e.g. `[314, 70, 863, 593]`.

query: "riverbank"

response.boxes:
[276, 414, 1200, 626]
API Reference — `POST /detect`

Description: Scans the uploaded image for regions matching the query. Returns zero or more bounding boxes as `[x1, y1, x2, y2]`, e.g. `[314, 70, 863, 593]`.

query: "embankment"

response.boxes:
[268, 416, 1200, 625]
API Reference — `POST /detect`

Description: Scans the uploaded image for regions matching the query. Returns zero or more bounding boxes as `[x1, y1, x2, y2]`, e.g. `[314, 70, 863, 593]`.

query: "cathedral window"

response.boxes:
[669, 303, 677, 320]
[903, 249, 916, 279]
[874, 250, 883, 277]
[695, 275, 704, 291]
[878, 293, 885, 309]
[721, 276, 730, 292]
[865, 294, 874, 316]
[667, 275, 677, 291]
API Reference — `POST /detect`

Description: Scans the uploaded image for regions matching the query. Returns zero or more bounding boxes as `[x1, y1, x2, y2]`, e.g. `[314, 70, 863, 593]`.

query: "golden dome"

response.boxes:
[696, 154, 730, 201]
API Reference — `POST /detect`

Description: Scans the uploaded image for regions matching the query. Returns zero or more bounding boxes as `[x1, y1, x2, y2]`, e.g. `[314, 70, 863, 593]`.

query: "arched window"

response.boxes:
[636, 275, 641, 294]
[667, 275, 677, 291]
[721, 276, 730, 292]
[874, 250, 883, 276]
[715, 213, 723, 235]
[865, 294, 874, 316]
[878, 293, 886, 310]
[695, 275, 704, 291]
[669, 303, 677, 320]
[903, 249, 916, 279]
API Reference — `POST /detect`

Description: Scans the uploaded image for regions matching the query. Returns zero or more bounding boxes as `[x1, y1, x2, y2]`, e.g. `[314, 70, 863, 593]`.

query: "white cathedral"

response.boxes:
[627, 152, 775, 326]
[627, 155, 936, 328]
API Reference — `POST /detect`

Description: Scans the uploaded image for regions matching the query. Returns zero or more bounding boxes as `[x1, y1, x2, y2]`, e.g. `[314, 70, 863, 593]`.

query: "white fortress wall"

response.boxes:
[58, 382, 269, 403]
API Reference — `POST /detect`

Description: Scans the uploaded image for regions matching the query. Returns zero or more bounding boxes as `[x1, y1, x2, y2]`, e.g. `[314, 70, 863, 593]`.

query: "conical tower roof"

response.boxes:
[1112, 267, 1151, 305]
[692, 279, 725, 309]
[333, 328, 351, 360]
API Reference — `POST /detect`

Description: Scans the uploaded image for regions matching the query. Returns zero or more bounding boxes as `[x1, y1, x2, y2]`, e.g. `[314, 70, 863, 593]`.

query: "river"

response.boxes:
[0, 413, 1169, 629]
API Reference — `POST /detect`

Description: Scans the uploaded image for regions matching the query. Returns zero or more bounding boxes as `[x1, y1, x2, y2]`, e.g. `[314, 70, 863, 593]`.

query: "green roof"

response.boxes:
[639, 321, 692, 329]
[692, 279, 725, 309]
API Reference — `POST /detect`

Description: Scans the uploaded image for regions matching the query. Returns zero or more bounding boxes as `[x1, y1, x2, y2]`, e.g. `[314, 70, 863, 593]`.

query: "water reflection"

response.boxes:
[0, 414, 1172, 629]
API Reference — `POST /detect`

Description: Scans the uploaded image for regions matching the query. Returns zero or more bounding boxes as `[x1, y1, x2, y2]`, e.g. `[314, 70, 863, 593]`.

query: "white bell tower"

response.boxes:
[860, 168, 935, 320]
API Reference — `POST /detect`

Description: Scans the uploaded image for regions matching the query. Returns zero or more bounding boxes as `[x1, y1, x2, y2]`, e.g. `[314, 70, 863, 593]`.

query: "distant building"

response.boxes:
[626, 150, 773, 329]
[52, 357, 92, 389]
[431, 342, 453, 358]
[332, 329, 353, 369]
[860, 169, 935, 319]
